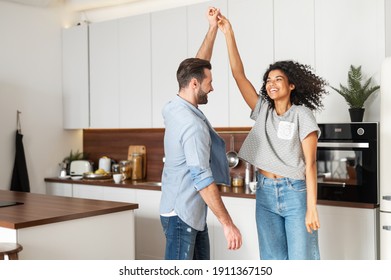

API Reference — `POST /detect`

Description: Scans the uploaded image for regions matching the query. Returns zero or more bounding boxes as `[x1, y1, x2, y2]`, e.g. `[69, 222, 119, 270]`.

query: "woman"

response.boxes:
[217, 15, 328, 260]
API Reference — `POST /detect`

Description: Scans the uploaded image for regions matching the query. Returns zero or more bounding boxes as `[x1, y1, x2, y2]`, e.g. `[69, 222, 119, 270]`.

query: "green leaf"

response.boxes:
[331, 65, 380, 108]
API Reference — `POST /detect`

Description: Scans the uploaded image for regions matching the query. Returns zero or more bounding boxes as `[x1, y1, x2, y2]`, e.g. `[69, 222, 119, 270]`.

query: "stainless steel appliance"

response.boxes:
[317, 122, 378, 204]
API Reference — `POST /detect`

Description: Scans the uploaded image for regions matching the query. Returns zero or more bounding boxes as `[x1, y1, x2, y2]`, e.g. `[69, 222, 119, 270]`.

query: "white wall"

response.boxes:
[0, 1, 82, 194]
[386, 0, 391, 57]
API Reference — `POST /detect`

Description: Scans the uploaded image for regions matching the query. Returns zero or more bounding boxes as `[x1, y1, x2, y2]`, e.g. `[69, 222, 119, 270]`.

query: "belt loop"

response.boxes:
[258, 172, 265, 185]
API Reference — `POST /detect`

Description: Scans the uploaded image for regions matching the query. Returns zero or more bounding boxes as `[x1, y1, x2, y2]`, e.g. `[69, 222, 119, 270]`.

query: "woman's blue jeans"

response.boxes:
[160, 215, 210, 260]
[255, 173, 320, 260]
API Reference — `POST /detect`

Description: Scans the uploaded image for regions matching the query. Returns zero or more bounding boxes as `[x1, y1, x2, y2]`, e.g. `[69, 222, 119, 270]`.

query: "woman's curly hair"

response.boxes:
[259, 60, 329, 111]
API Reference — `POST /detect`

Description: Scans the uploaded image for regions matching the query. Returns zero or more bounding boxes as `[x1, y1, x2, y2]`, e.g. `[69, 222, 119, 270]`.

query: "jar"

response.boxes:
[119, 160, 132, 180]
[232, 175, 244, 188]
[131, 153, 143, 180]
[111, 163, 120, 174]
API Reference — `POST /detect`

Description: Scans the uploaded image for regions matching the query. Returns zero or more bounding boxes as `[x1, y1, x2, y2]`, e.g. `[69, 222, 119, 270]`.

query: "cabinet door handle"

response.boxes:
[382, 195, 391, 201]
[383, 225, 391, 231]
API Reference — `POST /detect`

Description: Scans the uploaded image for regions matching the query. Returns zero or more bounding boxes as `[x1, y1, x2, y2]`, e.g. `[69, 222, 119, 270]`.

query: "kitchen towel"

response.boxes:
[10, 115, 30, 192]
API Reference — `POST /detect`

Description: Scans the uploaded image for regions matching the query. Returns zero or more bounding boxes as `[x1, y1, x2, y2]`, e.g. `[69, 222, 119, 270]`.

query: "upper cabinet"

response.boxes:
[89, 20, 120, 128]
[62, 0, 387, 129]
[62, 25, 89, 129]
[187, 0, 230, 127]
[227, 0, 274, 127]
[150, 7, 187, 128]
[89, 14, 153, 128]
[315, 0, 384, 123]
[119, 14, 152, 128]
[274, 0, 315, 66]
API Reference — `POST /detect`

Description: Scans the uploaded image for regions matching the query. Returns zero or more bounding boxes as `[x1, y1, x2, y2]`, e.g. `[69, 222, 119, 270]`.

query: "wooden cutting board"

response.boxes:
[127, 145, 147, 178]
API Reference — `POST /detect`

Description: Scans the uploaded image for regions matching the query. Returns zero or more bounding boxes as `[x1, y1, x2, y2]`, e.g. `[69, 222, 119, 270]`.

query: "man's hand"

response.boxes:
[207, 6, 220, 28]
[195, 7, 220, 60]
[223, 223, 242, 250]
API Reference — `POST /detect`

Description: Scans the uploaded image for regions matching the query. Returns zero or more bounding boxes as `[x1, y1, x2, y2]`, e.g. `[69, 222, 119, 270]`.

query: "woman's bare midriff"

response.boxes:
[259, 169, 284, 179]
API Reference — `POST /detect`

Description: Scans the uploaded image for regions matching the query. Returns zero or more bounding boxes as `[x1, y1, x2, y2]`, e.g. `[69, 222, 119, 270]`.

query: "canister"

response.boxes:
[119, 160, 132, 180]
[111, 163, 120, 174]
[98, 156, 111, 173]
[232, 175, 244, 188]
[131, 153, 143, 180]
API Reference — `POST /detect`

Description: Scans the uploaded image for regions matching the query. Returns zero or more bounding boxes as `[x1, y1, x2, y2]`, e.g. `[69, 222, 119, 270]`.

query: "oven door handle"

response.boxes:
[317, 142, 369, 148]
[319, 181, 346, 187]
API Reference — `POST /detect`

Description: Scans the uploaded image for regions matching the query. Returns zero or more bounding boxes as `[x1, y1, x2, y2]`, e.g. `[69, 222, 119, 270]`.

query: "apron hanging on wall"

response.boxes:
[10, 110, 30, 192]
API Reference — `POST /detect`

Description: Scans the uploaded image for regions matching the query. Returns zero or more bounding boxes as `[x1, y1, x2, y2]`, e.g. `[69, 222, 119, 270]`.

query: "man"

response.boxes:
[159, 7, 242, 260]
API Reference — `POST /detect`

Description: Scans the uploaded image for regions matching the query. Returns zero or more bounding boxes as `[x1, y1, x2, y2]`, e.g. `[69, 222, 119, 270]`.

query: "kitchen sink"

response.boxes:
[134, 181, 162, 187]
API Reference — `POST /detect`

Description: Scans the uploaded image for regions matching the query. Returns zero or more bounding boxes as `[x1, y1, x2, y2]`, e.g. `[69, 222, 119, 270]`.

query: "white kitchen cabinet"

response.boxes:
[211, 196, 259, 260]
[118, 14, 152, 128]
[380, 57, 391, 260]
[314, 0, 384, 123]
[317, 205, 379, 260]
[380, 212, 391, 259]
[89, 20, 120, 128]
[73, 183, 105, 200]
[62, 25, 89, 129]
[134, 188, 165, 260]
[103, 185, 137, 203]
[187, 0, 230, 127]
[89, 14, 152, 128]
[103, 187, 164, 260]
[227, 0, 274, 127]
[45, 182, 73, 197]
[63, 0, 387, 129]
[387, 0, 391, 57]
[151, 7, 187, 128]
[274, 0, 315, 66]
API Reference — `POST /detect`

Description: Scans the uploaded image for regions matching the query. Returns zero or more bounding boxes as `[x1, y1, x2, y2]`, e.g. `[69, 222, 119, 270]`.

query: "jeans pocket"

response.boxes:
[160, 216, 169, 235]
[286, 178, 306, 192]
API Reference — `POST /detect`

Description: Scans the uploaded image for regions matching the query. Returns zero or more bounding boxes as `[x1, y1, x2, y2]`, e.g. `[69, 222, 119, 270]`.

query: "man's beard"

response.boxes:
[197, 88, 208, 105]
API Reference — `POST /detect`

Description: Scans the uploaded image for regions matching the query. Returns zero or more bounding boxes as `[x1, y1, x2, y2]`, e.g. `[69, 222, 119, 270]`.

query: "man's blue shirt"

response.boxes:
[160, 95, 230, 231]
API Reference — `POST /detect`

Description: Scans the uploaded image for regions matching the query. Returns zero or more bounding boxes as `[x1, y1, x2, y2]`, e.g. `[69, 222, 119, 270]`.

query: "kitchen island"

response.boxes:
[0, 190, 138, 260]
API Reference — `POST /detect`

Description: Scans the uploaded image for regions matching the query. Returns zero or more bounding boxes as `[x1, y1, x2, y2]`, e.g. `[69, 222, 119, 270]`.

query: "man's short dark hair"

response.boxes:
[176, 58, 212, 90]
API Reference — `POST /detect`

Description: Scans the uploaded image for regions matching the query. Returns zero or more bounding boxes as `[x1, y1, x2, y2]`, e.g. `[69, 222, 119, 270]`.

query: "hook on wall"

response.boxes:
[17, 110, 22, 133]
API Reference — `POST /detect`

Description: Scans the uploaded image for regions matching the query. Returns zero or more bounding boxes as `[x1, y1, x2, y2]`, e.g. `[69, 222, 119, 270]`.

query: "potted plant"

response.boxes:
[331, 65, 380, 122]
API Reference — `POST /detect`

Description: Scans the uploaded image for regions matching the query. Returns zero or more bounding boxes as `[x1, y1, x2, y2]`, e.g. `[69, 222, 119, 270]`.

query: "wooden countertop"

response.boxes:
[45, 177, 379, 209]
[0, 190, 138, 230]
[45, 177, 256, 199]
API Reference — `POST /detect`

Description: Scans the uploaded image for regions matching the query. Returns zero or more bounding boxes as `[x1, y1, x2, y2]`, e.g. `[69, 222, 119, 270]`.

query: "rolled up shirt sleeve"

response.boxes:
[182, 122, 214, 191]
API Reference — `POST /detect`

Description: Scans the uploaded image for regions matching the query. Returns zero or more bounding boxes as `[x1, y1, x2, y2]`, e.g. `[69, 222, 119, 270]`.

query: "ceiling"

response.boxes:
[0, 0, 145, 11]
[0, 0, 207, 22]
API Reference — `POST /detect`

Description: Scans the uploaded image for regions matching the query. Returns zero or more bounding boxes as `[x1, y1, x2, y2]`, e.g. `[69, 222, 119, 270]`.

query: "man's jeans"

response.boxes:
[160, 215, 210, 260]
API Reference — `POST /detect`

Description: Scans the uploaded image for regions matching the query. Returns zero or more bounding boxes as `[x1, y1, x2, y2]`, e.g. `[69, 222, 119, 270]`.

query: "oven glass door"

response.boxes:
[317, 141, 377, 204]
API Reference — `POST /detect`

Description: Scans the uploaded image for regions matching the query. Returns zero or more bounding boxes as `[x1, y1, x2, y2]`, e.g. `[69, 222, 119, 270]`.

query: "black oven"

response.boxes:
[316, 123, 378, 204]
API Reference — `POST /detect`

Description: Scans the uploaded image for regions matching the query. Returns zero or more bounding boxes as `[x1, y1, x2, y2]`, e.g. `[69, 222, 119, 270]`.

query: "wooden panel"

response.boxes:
[83, 128, 251, 182]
